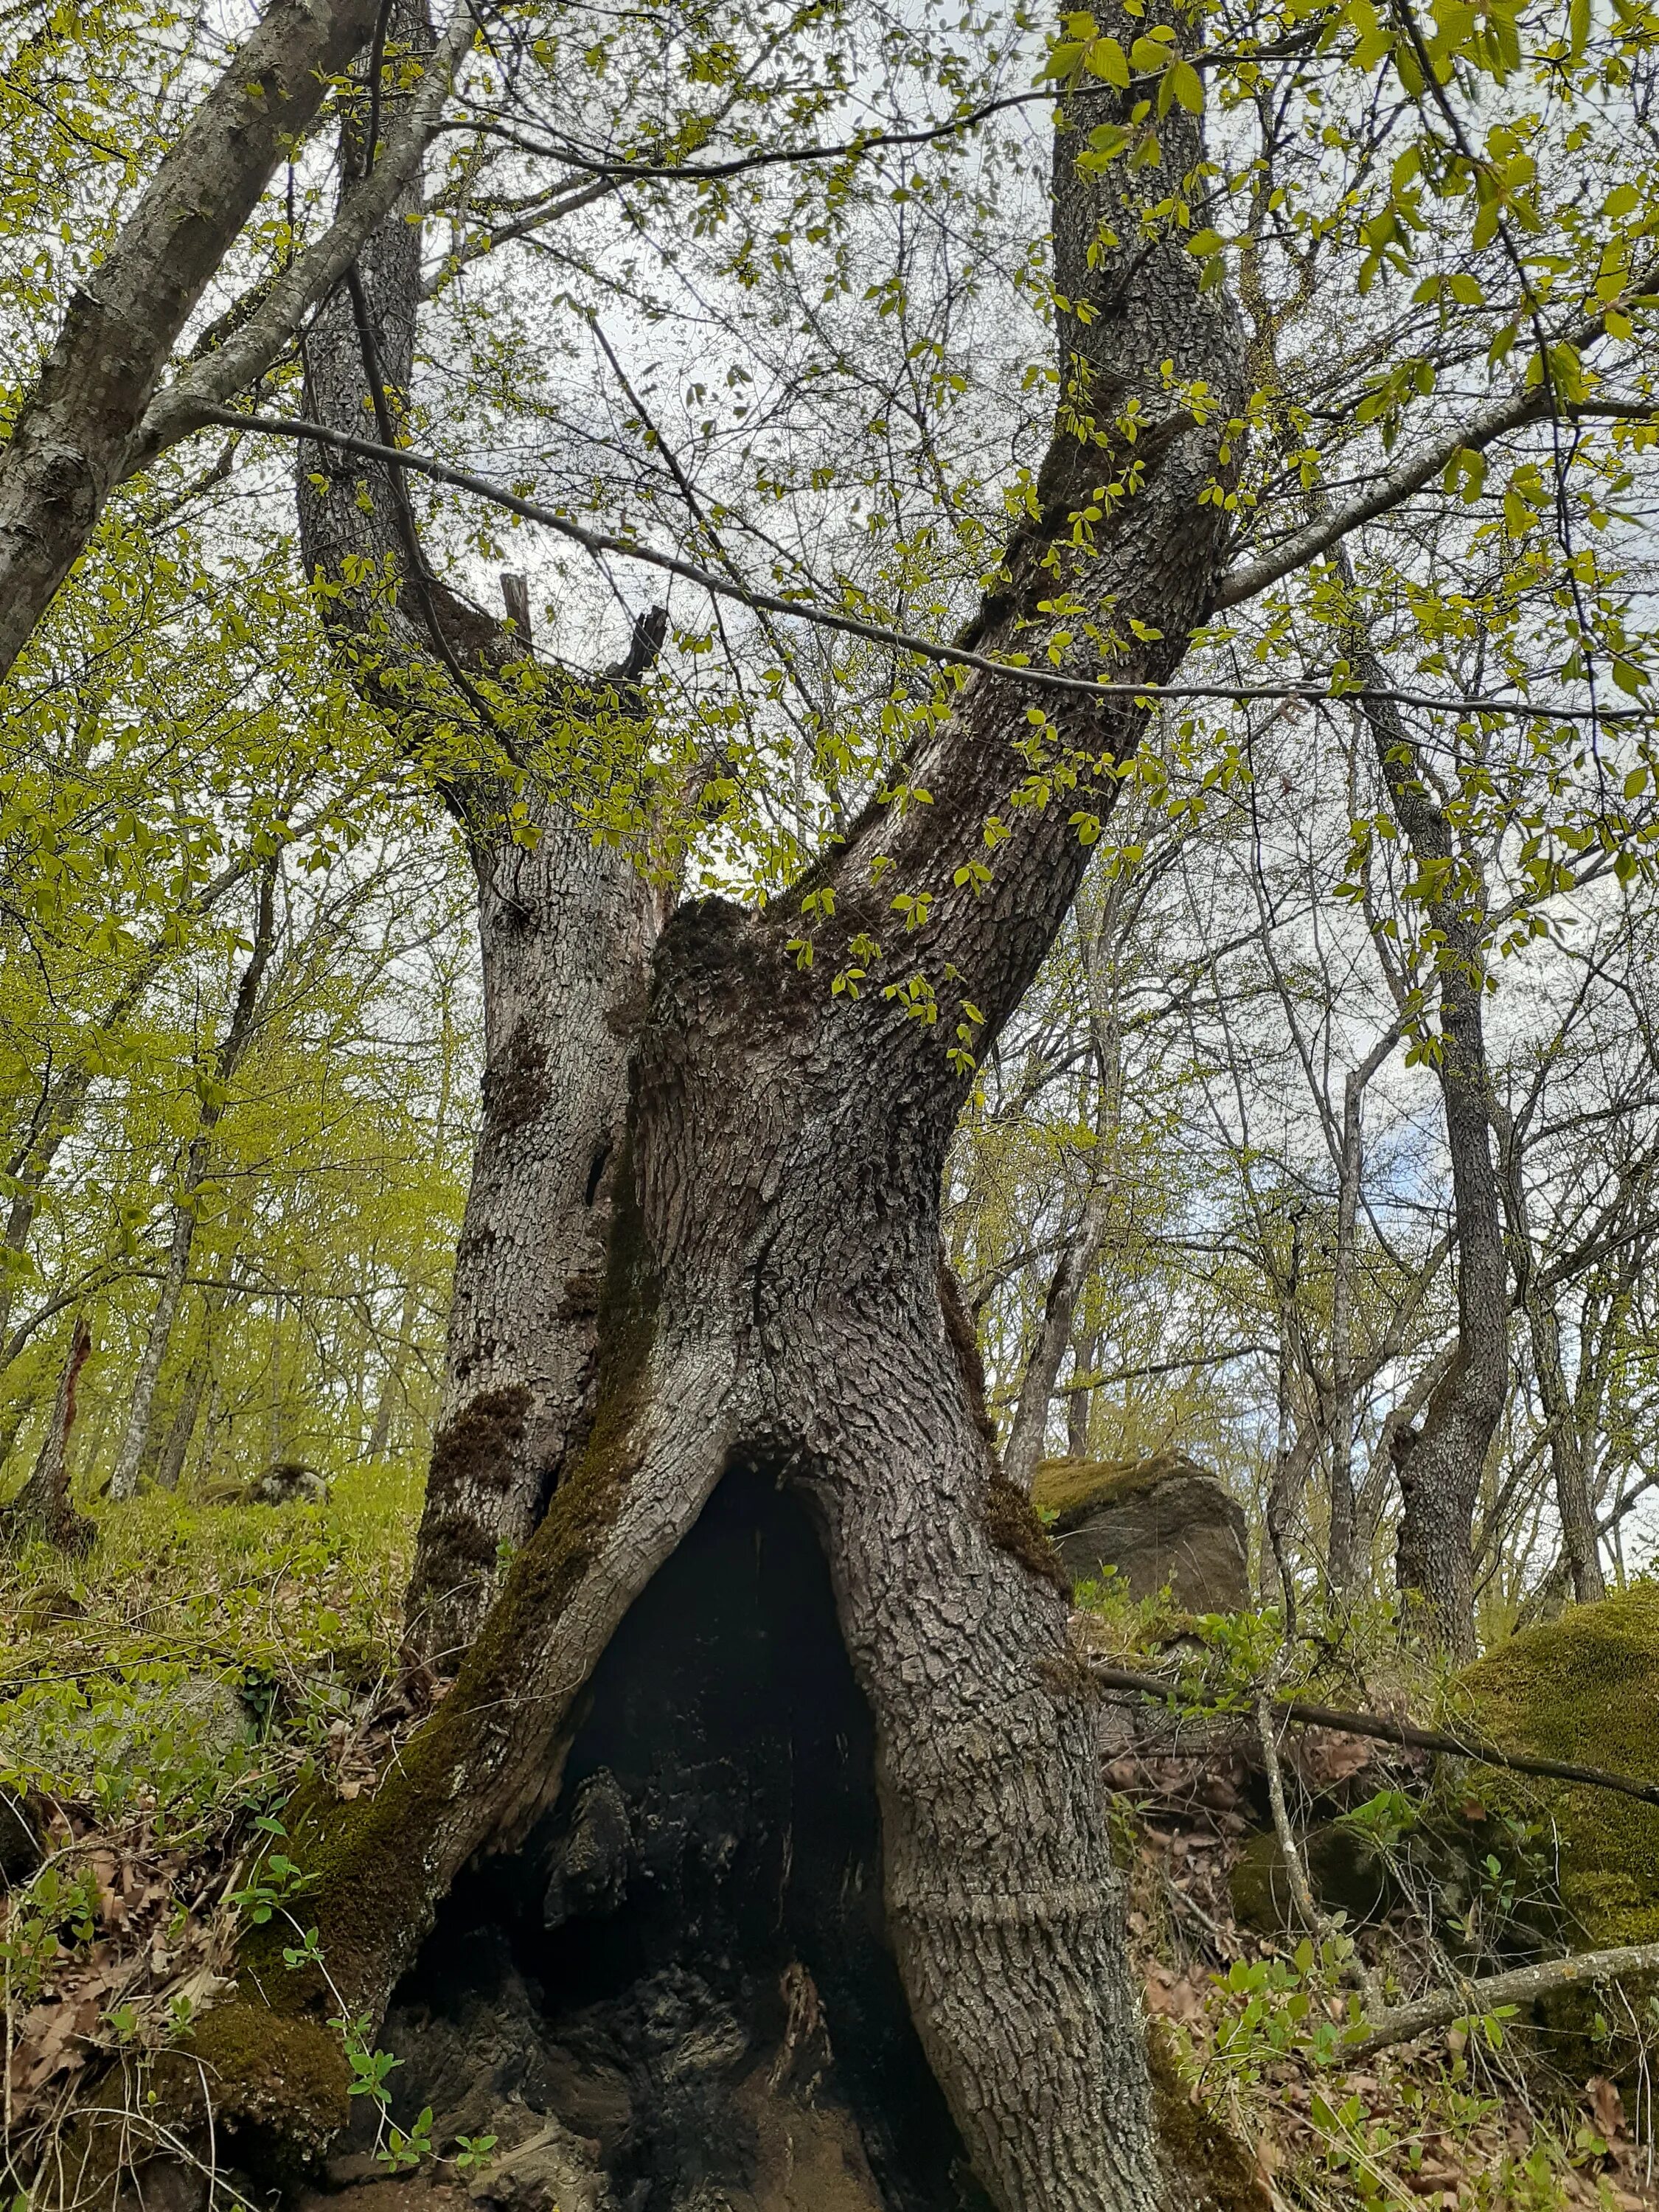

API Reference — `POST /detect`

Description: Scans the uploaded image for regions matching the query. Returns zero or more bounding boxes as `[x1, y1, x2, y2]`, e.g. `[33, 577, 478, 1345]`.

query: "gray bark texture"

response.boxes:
[291, 43, 660, 1666]
[1350, 618, 1510, 1659]
[0, 0, 383, 679]
[190, 27, 1250, 2212]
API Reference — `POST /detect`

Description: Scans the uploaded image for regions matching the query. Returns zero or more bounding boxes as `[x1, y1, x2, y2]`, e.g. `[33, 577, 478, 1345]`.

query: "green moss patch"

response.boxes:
[1031, 1450, 1210, 1535]
[984, 1471, 1070, 1596]
[1459, 1581, 1659, 1952]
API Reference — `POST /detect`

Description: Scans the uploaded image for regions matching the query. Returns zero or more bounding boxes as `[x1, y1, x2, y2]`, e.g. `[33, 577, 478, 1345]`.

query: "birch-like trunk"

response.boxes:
[0, 0, 383, 678]
[106, 864, 278, 1502]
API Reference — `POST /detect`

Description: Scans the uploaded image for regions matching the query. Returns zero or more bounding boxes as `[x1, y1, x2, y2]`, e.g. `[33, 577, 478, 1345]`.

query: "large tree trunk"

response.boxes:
[169, 21, 1246, 2212]
[291, 46, 659, 1663]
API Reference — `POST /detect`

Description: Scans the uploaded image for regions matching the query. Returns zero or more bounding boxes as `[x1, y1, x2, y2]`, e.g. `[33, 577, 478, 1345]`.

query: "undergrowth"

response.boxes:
[4, 1489, 1659, 2208]
[0, 1463, 424, 2199]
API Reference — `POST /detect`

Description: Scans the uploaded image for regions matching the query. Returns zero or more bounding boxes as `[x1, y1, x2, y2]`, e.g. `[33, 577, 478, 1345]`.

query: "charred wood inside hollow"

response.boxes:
[362, 1467, 990, 2212]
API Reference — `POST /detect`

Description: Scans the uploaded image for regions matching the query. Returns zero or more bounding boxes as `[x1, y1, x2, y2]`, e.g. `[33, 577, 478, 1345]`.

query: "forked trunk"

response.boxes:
[150, 19, 1247, 2209]
[176, 911, 1178, 2210]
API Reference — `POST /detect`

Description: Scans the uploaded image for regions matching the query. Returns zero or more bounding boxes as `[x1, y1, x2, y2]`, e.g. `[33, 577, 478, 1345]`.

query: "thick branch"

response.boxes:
[132, 7, 475, 470]
[193, 407, 1648, 726]
[1344, 1941, 1659, 2060]
[0, 0, 383, 677]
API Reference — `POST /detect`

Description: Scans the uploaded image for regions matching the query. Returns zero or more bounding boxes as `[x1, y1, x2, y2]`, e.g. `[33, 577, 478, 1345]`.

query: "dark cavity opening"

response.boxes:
[584, 1138, 611, 1208]
[375, 1467, 989, 2212]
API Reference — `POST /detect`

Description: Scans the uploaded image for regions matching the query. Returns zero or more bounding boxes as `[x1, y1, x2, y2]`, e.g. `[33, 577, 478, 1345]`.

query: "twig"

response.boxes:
[1343, 1940, 1659, 2060]
[1089, 1662, 1659, 1810]
[1256, 1691, 1321, 1937]
[1256, 1688, 1384, 2009]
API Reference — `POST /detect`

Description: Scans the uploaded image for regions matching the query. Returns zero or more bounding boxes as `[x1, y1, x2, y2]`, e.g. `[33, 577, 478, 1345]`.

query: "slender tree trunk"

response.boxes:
[107, 862, 278, 1501]
[364, 1283, 418, 1459]
[0, 845, 279, 1362]
[1066, 1326, 1099, 1458]
[0, 1313, 92, 1551]
[1326, 1074, 1363, 1596]
[1490, 1099, 1605, 1603]
[1346, 591, 1509, 1658]
[1005, 1181, 1113, 1492]
[1006, 897, 1125, 1492]
[154, 1334, 213, 1492]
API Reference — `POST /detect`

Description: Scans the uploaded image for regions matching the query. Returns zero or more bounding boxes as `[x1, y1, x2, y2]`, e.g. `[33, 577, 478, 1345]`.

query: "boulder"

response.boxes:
[1461, 1584, 1659, 1950]
[201, 1460, 327, 1507]
[1458, 1584, 1659, 2079]
[1031, 1453, 1251, 1613]
[1229, 1821, 1391, 1934]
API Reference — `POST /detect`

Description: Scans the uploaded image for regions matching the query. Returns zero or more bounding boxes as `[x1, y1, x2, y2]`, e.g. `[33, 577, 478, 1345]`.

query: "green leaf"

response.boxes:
[1085, 35, 1130, 85]
[1169, 59, 1203, 113]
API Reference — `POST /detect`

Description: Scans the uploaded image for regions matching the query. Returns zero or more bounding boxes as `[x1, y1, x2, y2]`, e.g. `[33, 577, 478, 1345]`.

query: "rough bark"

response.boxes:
[0, 1312, 93, 1551]
[0, 0, 386, 678]
[1490, 1099, 1605, 1604]
[1005, 1182, 1113, 1493]
[107, 862, 278, 1502]
[1349, 608, 1509, 1658]
[175, 27, 1246, 2211]
[291, 55, 660, 1666]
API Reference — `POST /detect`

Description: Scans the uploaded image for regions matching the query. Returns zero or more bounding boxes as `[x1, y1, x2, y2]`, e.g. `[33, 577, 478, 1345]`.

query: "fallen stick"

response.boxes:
[1341, 1941, 1659, 2059]
[1087, 1660, 1659, 1811]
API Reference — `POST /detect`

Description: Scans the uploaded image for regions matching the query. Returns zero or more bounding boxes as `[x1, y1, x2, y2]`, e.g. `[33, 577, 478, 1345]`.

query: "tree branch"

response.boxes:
[130, 7, 474, 470]
[1088, 1661, 1659, 1810]
[189, 406, 1653, 726]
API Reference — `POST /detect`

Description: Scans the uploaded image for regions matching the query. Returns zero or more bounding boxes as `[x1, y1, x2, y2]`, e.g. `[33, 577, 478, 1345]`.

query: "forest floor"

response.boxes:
[1, 1479, 1656, 2211]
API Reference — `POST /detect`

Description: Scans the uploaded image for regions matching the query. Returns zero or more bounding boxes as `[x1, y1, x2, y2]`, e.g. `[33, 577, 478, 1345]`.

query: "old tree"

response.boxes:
[2, 0, 1657, 2202]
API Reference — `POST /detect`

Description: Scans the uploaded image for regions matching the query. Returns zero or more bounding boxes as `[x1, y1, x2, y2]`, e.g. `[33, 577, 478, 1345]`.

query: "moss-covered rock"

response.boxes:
[1031, 1453, 1251, 1613]
[1459, 1583, 1659, 2081]
[1228, 1823, 1391, 1935]
[1459, 1582, 1659, 1952]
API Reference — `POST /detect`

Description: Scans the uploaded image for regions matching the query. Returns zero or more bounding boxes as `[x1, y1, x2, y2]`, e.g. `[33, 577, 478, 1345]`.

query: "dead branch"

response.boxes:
[1343, 1941, 1659, 2060]
[1088, 1662, 1659, 1811]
